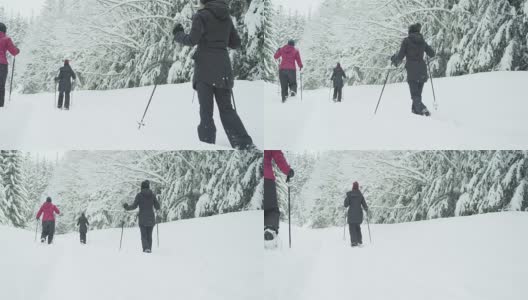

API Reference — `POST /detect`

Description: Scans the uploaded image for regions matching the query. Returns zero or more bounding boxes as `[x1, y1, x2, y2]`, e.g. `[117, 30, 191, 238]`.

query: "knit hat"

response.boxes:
[46, 197, 52, 203]
[288, 39, 295, 46]
[408, 23, 422, 34]
[352, 182, 359, 191]
[64, 59, 70, 65]
[0, 23, 6, 33]
[141, 180, 150, 189]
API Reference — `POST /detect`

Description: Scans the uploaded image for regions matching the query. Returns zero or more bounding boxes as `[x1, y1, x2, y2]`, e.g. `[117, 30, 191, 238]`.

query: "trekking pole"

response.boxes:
[54, 81, 57, 109]
[366, 210, 372, 243]
[8, 57, 15, 102]
[231, 89, 237, 112]
[35, 220, 39, 242]
[342, 213, 346, 241]
[374, 69, 391, 115]
[156, 221, 160, 248]
[300, 70, 303, 101]
[191, 90, 195, 104]
[427, 58, 438, 110]
[119, 220, 125, 251]
[137, 83, 158, 129]
[288, 184, 291, 249]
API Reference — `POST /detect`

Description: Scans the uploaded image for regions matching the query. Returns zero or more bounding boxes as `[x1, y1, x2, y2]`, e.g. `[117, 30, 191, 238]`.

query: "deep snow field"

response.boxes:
[0, 211, 263, 300]
[265, 71, 528, 150]
[264, 212, 528, 300]
[0, 81, 263, 150]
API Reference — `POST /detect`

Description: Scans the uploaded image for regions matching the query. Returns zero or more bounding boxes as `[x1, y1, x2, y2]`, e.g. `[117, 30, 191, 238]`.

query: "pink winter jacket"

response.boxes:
[0, 32, 19, 65]
[274, 45, 303, 70]
[36, 202, 60, 221]
[264, 150, 291, 181]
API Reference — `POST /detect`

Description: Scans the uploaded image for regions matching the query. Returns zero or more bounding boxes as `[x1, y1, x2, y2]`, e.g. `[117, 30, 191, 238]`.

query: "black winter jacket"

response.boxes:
[393, 33, 435, 82]
[56, 65, 76, 92]
[330, 67, 347, 88]
[77, 215, 89, 233]
[344, 190, 368, 224]
[125, 188, 160, 227]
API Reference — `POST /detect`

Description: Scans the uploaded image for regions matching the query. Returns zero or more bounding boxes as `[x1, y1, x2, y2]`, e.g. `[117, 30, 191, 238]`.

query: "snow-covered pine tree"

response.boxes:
[0, 151, 30, 227]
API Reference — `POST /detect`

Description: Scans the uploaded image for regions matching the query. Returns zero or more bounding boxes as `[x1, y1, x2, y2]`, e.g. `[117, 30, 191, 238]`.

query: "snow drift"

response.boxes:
[265, 71, 528, 150]
[0, 211, 262, 300]
[264, 212, 528, 300]
[0, 81, 263, 150]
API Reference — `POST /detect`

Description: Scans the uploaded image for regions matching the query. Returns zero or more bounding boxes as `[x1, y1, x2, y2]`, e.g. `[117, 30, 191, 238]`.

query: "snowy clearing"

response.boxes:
[265, 71, 528, 150]
[1, 211, 263, 300]
[264, 212, 528, 300]
[0, 81, 263, 150]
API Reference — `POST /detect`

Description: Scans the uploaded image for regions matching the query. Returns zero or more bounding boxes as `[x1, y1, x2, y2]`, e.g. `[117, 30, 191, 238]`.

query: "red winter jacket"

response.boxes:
[264, 150, 291, 181]
[36, 202, 60, 221]
[0, 32, 20, 65]
[274, 45, 303, 70]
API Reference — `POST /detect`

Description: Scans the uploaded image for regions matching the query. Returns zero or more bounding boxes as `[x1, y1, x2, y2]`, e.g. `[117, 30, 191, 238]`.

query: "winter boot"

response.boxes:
[145, 249, 151, 253]
[290, 91, 296, 97]
[41, 238, 46, 243]
[422, 108, 431, 117]
[264, 228, 278, 250]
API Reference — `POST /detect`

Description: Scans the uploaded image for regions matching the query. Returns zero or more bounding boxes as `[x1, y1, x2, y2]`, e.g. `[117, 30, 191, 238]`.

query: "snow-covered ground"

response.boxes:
[1, 211, 263, 300]
[264, 212, 528, 300]
[265, 71, 528, 150]
[0, 81, 263, 150]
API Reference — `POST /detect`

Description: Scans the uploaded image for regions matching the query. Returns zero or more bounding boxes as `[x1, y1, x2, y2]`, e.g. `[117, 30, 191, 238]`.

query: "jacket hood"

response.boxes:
[281, 45, 297, 54]
[0, 32, 5, 38]
[347, 190, 362, 197]
[408, 32, 425, 46]
[203, 0, 229, 21]
[140, 188, 154, 197]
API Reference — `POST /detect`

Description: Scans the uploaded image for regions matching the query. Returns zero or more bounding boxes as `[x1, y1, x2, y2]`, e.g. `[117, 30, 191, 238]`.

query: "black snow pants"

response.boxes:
[80, 231, 87, 244]
[333, 87, 343, 102]
[264, 179, 280, 233]
[0, 64, 8, 107]
[140, 225, 154, 252]
[58, 91, 71, 109]
[41, 220, 56, 244]
[195, 82, 253, 149]
[279, 69, 297, 101]
[348, 223, 362, 245]
[408, 81, 428, 114]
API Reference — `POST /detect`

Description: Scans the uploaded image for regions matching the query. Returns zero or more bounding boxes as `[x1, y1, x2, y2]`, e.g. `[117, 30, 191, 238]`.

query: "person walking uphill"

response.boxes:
[330, 63, 347, 102]
[264, 150, 294, 249]
[55, 60, 76, 110]
[77, 213, 89, 244]
[0, 22, 20, 108]
[36, 197, 60, 244]
[172, 0, 255, 150]
[274, 40, 303, 102]
[391, 23, 435, 116]
[123, 180, 160, 253]
[344, 182, 368, 247]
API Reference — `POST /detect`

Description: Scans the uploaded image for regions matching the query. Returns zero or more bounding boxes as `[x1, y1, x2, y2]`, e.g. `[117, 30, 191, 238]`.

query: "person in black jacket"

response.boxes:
[54, 60, 76, 110]
[123, 180, 160, 253]
[344, 181, 369, 247]
[77, 212, 89, 244]
[391, 23, 435, 116]
[330, 63, 347, 102]
[172, 0, 254, 150]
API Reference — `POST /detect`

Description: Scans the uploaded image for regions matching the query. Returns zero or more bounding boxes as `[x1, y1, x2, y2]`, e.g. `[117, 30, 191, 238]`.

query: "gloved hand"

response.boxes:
[172, 24, 184, 37]
[286, 169, 295, 183]
[123, 203, 128, 210]
[390, 55, 399, 67]
[54, 77, 59, 82]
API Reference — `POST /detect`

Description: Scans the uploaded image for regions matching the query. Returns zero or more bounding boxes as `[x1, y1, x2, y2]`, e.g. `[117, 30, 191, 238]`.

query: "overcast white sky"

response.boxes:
[272, 0, 324, 16]
[0, 0, 45, 18]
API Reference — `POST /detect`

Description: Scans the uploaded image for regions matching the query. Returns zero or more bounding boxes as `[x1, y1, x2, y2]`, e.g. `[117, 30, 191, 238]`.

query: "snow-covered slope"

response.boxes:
[264, 212, 528, 300]
[265, 71, 528, 150]
[0, 81, 263, 150]
[0, 211, 262, 300]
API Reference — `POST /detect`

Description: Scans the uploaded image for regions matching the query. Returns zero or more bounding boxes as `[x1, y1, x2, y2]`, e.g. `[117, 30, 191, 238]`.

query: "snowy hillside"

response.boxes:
[264, 212, 528, 300]
[0, 211, 262, 300]
[0, 81, 263, 149]
[265, 71, 528, 150]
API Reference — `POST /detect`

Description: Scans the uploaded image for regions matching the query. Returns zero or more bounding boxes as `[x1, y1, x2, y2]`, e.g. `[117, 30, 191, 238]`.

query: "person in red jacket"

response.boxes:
[36, 197, 60, 244]
[264, 150, 294, 248]
[0, 22, 20, 107]
[274, 40, 303, 102]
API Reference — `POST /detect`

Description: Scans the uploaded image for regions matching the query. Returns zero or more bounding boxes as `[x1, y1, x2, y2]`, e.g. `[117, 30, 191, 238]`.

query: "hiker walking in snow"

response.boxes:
[264, 150, 294, 248]
[123, 180, 160, 253]
[274, 40, 303, 102]
[330, 63, 347, 102]
[77, 213, 89, 244]
[391, 23, 435, 116]
[0, 22, 20, 108]
[344, 182, 368, 247]
[172, 0, 255, 150]
[36, 197, 60, 244]
[54, 60, 76, 110]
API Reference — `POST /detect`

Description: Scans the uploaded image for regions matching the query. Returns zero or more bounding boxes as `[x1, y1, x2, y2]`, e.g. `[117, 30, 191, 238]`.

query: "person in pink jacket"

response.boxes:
[264, 150, 294, 247]
[36, 197, 61, 244]
[274, 40, 303, 102]
[0, 22, 20, 107]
